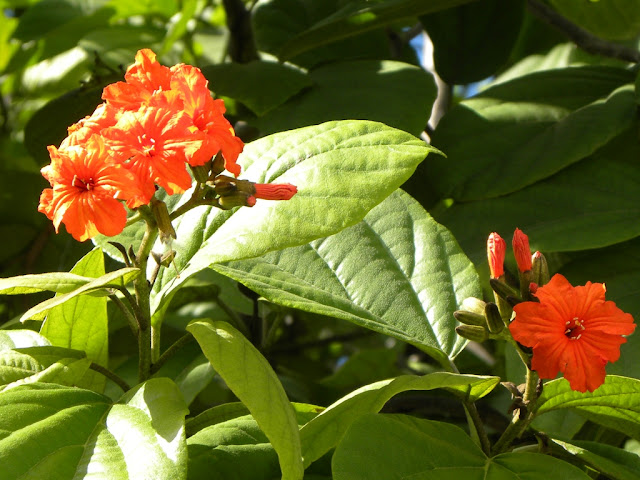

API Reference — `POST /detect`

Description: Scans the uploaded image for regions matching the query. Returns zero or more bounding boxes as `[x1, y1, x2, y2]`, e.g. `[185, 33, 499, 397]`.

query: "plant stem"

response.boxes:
[109, 293, 138, 337]
[214, 295, 250, 338]
[133, 219, 158, 382]
[89, 362, 131, 392]
[527, 0, 640, 63]
[150, 333, 195, 374]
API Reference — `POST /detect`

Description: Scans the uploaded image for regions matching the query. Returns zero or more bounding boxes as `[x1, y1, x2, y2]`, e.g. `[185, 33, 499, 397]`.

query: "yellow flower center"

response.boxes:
[138, 134, 156, 156]
[565, 317, 585, 340]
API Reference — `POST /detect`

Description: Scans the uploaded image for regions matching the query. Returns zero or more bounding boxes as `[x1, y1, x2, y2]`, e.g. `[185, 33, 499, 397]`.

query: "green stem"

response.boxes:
[133, 219, 158, 383]
[150, 333, 195, 374]
[214, 295, 250, 338]
[89, 362, 131, 392]
[109, 293, 138, 337]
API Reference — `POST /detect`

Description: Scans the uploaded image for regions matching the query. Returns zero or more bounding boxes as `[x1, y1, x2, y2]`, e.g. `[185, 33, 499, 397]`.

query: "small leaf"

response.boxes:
[332, 414, 591, 479]
[0, 330, 50, 350]
[536, 376, 640, 441]
[0, 272, 101, 295]
[299, 372, 499, 467]
[0, 378, 188, 480]
[187, 319, 303, 480]
[212, 190, 479, 364]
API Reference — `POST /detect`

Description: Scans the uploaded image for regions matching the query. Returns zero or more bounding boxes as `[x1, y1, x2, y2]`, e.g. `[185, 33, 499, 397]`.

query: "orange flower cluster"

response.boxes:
[38, 49, 244, 241]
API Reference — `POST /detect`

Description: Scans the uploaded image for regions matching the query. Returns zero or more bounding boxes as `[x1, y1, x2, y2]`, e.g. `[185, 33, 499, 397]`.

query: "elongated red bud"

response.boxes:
[512, 228, 532, 272]
[487, 232, 506, 279]
[253, 183, 298, 201]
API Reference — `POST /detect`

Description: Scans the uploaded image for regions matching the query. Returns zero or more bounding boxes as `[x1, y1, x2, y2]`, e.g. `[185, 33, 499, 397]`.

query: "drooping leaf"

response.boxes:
[423, 66, 635, 202]
[0, 271, 106, 295]
[0, 379, 188, 480]
[420, 0, 525, 84]
[0, 345, 91, 391]
[201, 61, 313, 116]
[145, 121, 436, 316]
[536, 376, 640, 441]
[332, 414, 591, 479]
[253, 60, 436, 136]
[212, 189, 479, 364]
[19, 266, 139, 321]
[187, 319, 303, 480]
[299, 372, 499, 467]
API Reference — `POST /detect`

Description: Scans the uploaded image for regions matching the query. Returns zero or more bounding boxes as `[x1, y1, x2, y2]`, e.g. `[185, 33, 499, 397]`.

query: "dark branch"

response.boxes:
[527, 0, 640, 63]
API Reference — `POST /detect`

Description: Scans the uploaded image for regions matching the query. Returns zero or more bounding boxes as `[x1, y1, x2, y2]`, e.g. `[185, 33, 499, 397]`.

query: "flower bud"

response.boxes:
[455, 325, 488, 343]
[512, 228, 532, 272]
[460, 297, 487, 316]
[453, 310, 486, 327]
[191, 161, 212, 184]
[485, 302, 504, 334]
[487, 232, 506, 279]
[490, 278, 521, 304]
[253, 182, 298, 201]
[218, 192, 253, 209]
[531, 251, 549, 286]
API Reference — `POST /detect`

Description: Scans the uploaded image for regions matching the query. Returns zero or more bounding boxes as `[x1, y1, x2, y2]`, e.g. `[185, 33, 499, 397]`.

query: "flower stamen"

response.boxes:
[564, 317, 585, 339]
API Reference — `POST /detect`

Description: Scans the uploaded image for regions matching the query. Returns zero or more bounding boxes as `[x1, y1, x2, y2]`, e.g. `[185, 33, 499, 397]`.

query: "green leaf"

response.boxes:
[188, 407, 321, 480]
[0, 346, 91, 391]
[20, 266, 139, 321]
[332, 414, 591, 479]
[0, 271, 105, 295]
[299, 372, 499, 467]
[212, 189, 479, 364]
[253, 60, 436, 137]
[536, 376, 640, 441]
[252, 0, 393, 68]
[425, 66, 635, 202]
[548, 0, 640, 41]
[274, 0, 479, 61]
[201, 60, 313, 116]
[550, 438, 640, 480]
[148, 120, 437, 316]
[187, 319, 303, 480]
[433, 125, 640, 267]
[0, 330, 50, 350]
[0, 379, 188, 480]
[421, 0, 525, 84]
[39, 249, 109, 391]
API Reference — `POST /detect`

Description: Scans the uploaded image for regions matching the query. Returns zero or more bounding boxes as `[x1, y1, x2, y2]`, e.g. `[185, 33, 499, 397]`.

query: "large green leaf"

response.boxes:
[187, 319, 303, 480]
[433, 125, 640, 267]
[421, 0, 525, 84]
[550, 438, 640, 480]
[0, 379, 188, 480]
[252, 0, 393, 68]
[146, 121, 436, 316]
[272, 0, 480, 61]
[423, 66, 635, 202]
[212, 189, 479, 364]
[0, 271, 106, 295]
[549, 0, 640, 41]
[0, 330, 50, 349]
[299, 372, 499, 468]
[0, 346, 91, 391]
[536, 376, 640, 441]
[201, 61, 313, 116]
[332, 414, 591, 479]
[19, 266, 139, 321]
[253, 60, 436, 136]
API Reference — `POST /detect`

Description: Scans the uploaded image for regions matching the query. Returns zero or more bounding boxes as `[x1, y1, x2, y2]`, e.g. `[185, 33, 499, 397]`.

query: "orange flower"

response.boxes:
[101, 106, 203, 204]
[39, 136, 143, 241]
[60, 103, 119, 149]
[510, 274, 636, 392]
[487, 232, 506, 279]
[102, 49, 173, 111]
[170, 64, 244, 174]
